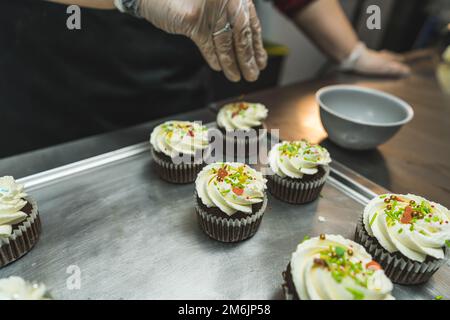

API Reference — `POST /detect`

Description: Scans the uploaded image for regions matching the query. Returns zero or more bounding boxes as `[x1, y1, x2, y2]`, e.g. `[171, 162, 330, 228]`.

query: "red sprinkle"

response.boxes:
[187, 130, 195, 137]
[400, 206, 413, 224]
[313, 258, 326, 268]
[232, 187, 244, 196]
[232, 103, 249, 117]
[238, 103, 248, 110]
[366, 261, 382, 271]
[217, 168, 228, 181]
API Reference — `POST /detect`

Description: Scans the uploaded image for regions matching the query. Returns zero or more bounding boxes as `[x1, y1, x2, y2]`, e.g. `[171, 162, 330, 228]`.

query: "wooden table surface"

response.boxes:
[242, 51, 450, 207]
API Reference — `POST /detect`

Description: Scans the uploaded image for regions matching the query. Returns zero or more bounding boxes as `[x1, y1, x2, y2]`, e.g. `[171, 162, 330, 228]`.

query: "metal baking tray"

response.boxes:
[0, 140, 448, 300]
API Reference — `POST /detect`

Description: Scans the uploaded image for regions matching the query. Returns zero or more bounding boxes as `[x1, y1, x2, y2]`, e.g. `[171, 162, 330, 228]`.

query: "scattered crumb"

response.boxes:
[31, 263, 37, 267]
[319, 193, 324, 198]
[318, 216, 326, 222]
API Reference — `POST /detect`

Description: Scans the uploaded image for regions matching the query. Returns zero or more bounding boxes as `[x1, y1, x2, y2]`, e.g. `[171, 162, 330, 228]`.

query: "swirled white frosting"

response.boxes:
[217, 102, 268, 131]
[196, 162, 267, 216]
[269, 140, 331, 179]
[0, 176, 28, 238]
[363, 194, 450, 262]
[150, 121, 209, 158]
[0, 277, 49, 300]
[291, 235, 394, 300]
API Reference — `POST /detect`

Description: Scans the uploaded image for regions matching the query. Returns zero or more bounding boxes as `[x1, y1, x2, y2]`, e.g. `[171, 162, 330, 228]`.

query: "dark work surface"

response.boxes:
[0, 51, 449, 207]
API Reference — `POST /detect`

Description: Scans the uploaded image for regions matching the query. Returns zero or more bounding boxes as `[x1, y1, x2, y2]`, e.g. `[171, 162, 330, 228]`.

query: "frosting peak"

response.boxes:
[150, 121, 209, 158]
[269, 140, 331, 179]
[0, 176, 28, 238]
[363, 194, 450, 262]
[217, 102, 268, 131]
[195, 162, 267, 216]
[291, 235, 394, 300]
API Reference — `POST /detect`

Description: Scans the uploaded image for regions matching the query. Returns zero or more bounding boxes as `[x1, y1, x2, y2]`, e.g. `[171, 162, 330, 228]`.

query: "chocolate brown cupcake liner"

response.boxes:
[354, 215, 447, 285]
[151, 147, 204, 184]
[194, 193, 268, 243]
[267, 166, 330, 204]
[0, 197, 41, 268]
[281, 265, 297, 300]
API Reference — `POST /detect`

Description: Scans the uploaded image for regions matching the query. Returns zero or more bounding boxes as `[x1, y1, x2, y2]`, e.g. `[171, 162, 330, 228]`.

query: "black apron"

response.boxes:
[0, 0, 209, 157]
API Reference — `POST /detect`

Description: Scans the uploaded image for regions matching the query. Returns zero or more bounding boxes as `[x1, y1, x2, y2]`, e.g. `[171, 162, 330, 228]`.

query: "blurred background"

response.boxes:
[210, 0, 450, 100]
[1, 0, 450, 159]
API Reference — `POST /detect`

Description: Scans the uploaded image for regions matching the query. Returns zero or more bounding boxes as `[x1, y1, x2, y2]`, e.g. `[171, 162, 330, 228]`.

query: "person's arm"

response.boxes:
[46, 0, 115, 9]
[46, 0, 268, 82]
[275, 0, 410, 77]
[293, 0, 358, 63]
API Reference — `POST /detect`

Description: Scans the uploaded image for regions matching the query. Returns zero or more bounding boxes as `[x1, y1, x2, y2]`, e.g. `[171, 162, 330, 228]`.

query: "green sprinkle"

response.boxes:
[435, 295, 443, 300]
[302, 235, 310, 243]
[369, 212, 378, 227]
[445, 240, 450, 248]
[315, 245, 374, 289]
[379, 195, 387, 199]
[410, 225, 415, 231]
[335, 247, 346, 258]
[398, 228, 403, 234]
[346, 288, 365, 300]
[331, 271, 344, 283]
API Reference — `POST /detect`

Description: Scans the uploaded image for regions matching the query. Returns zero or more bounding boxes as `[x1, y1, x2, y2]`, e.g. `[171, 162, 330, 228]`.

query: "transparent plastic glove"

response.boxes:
[138, 0, 268, 82]
[341, 43, 411, 77]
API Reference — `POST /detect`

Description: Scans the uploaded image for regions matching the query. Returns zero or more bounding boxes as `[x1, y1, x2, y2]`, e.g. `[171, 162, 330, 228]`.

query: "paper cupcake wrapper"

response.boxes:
[222, 130, 267, 161]
[194, 193, 267, 243]
[151, 147, 204, 184]
[267, 166, 330, 204]
[354, 215, 447, 285]
[281, 266, 296, 300]
[0, 197, 41, 268]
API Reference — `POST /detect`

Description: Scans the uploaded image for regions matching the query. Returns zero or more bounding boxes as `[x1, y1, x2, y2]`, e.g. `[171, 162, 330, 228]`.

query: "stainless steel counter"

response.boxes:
[0, 141, 448, 300]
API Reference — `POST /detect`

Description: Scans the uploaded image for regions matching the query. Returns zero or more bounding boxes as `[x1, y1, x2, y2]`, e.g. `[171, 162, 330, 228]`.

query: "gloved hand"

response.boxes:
[138, 0, 268, 82]
[340, 43, 411, 77]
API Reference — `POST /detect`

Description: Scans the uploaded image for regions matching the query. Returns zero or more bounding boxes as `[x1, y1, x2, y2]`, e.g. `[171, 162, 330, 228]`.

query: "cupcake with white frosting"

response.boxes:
[355, 194, 450, 284]
[217, 102, 268, 160]
[150, 120, 210, 183]
[194, 162, 268, 242]
[0, 176, 41, 268]
[267, 140, 331, 204]
[0, 276, 51, 300]
[282, 234, 395, 300]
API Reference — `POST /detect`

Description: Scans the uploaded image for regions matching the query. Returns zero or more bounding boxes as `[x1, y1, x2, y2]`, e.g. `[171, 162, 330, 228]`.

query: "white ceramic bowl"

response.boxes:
[316, 85, 414, 150]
